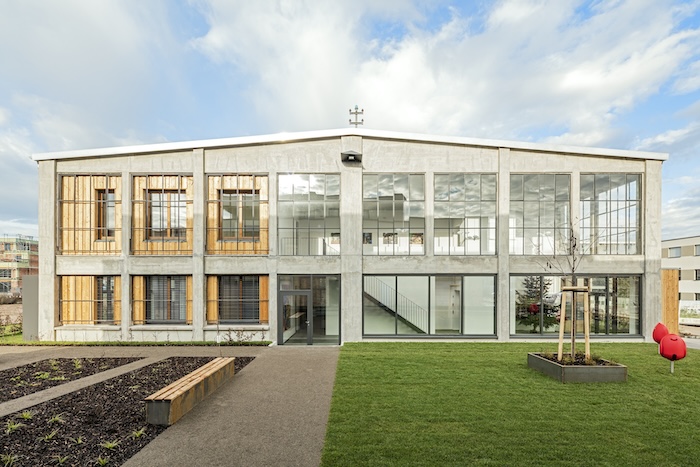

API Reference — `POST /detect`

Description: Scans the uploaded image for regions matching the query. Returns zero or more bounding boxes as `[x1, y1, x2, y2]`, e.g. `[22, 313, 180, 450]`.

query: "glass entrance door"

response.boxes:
[279, 292, 312, 344]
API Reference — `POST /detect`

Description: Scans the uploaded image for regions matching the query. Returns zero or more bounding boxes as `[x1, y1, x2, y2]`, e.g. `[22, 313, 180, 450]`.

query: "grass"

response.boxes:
[0, 339, 270, 346]
[322, 343, 700, 466]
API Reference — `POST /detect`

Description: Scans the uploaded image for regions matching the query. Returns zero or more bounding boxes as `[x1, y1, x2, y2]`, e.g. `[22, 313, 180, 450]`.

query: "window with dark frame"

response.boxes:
[218, 275, 260, 322]
[220, 190, 260, 240]
[96, 276, 115, 322]
[148, 191, 187, 239]
[96, 189, 116, 239]
[695, 270, 700, 281]
[146, 276, 187, 323]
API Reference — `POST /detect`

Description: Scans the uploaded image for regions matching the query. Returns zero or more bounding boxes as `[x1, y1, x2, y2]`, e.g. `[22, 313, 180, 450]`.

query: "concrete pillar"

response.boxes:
[37, 160, 57, 340]
[268, 171, 278, 343]
[192, 149, 205, 341]
[497, 148, 510, 341]
[120, 168, 132, 340]
[644, 160, 663, 341]
[341, 136, 363, 342]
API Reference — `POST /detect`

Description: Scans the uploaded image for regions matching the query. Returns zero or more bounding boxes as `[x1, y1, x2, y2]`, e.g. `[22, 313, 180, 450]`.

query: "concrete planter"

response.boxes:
[527, 352, 627, 383]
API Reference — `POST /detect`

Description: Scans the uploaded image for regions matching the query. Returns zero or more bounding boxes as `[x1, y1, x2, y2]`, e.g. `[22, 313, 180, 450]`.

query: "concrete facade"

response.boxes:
[33, 129, 667, 343]
[662, 235, 700, 303]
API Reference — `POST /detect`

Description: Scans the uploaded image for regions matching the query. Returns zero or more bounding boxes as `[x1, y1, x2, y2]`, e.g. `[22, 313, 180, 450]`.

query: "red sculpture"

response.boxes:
[652, 322, 669, 344]
[660, 334, 687, 361]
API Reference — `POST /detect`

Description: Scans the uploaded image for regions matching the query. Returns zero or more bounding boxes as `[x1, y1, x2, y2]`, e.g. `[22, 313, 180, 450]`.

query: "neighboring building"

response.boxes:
[0, 234, 39, 296]
[32, 129, 666, 343]
[661, 236, 700, 302]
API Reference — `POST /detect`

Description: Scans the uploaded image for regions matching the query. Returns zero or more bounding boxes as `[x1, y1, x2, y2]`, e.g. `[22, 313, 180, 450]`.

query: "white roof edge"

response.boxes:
[32, 128, 669, 162]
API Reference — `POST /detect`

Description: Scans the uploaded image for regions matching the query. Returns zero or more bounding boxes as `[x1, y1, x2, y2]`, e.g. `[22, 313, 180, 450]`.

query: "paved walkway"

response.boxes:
[0, 345, 340, 467]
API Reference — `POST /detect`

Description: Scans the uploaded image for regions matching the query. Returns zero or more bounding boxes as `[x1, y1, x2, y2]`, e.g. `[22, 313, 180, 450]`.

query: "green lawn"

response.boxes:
[322, 343, 700, 466]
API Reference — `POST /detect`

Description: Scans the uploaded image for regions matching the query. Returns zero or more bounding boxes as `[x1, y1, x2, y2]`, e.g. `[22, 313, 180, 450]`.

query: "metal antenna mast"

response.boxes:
[349, 105, 364, 127]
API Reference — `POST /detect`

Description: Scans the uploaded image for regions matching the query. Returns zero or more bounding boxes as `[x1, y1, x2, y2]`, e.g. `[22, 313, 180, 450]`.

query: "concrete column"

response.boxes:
[37, 160, 57, 340]
[191, 149, 205, 341]
[497, 148, 510, 341]
[644, 160, 663, 341]
[424, 171, 434, 256]
[341, 136, 363, 342]
[268, 171, 278, 343]
[120, 168, 132, 340]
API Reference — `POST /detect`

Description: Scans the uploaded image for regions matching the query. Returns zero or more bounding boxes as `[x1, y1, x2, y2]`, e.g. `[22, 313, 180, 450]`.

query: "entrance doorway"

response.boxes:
[278, 275, 340, 345]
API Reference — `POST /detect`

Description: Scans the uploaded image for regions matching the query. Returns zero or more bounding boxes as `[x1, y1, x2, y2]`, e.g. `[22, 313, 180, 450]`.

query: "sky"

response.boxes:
[1, 0, 699, 240]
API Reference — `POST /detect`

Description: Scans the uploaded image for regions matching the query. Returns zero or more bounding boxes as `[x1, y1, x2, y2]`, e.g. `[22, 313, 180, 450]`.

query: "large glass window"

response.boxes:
[96, 190, 116, 240]
[509, 174, 570, 255]
[363, 275, 495, 336]
[278, 174, 340, 255]
[510, 274, 640, 335]
[580, 174, 641, 254]
[363, 174, 425, 255]
[434, 174, 496, 255]
[96, 276, 116, 323]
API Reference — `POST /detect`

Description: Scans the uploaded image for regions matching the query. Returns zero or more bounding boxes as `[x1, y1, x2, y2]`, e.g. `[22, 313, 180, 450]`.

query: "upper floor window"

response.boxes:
[58, 175, 121, 255]
[132, 175, 193, 255]
[278, 174, 340, 256]
[207, 175, 268, 255]
[363, 174, 424, 256]
[509, 174, 570, 255]
[695, 245, 700, 256]
[580, 174, 641, 255]
[669, 247, 681, 258]
[96, 190, 116, 239]
[434, 174, 496, 255]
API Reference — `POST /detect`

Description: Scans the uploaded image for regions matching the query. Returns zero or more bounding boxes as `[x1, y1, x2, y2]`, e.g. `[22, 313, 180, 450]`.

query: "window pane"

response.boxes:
[410, 174, 424, 200]
[435, 174, 450, 200]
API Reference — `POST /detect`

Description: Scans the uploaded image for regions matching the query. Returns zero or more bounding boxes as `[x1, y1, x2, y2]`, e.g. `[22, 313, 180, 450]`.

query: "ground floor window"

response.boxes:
[363, 275, 495, 336]
[132, 275, 192, 325]
[59, 276, 121, 325]
[278, 275, 340, 345]
[510, 275, 640, 335]
[206, 275, 269, 324]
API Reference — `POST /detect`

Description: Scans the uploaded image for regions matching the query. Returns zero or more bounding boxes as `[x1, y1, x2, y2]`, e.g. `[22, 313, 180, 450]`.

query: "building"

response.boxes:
[0, 234, 38, 296]
[661, 236, 700, 314]
[32, 129, 666, 343]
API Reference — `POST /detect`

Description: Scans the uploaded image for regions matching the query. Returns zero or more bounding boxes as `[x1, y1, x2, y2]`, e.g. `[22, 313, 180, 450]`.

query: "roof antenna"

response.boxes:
[349, 105, 364, 128]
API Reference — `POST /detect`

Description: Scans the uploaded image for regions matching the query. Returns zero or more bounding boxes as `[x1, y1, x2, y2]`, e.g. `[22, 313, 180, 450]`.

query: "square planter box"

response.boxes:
[527, 352, 627, 383]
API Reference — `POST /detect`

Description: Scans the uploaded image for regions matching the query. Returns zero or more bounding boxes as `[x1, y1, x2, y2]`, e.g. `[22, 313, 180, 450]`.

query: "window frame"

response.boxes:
[145, 275, 188, 323]
[217, 275, 261, 323]
[96, 189, 116, 240]
[669, 247, 681, 258]
[219, 189, 260, 241]
[147, 191, 187, 240]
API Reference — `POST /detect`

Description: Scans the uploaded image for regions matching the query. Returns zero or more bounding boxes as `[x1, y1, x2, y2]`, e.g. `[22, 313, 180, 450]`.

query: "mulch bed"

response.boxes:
[0, 356, 254, 466]
[0, 358, 141, 403]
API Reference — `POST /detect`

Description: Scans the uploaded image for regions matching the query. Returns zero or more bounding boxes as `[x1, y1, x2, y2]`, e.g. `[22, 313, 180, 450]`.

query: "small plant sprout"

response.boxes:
[19, 410, 34, 420]
[1, 453, 18, 467]
[96, 456, 110, 466]
[53, 455, 69, 465]
[99, 440, 120, 450]
[131, 427, 146, 438]
[5, 420, 25, 434]
[50, 375, 67, 381]
[69, 436, 84, 445]
[73, 358, 83, 370]
[49, 413, 66, 424]
[42, 429, 60, 442]
[34, 371, 50, 380]
[49, 359, 60, 371]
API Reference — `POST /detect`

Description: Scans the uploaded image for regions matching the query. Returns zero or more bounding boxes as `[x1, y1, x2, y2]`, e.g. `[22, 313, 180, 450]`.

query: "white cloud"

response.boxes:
[0, 219, 38, 238]
[0, 107, 9, 127]
[191, 0, 700, 146]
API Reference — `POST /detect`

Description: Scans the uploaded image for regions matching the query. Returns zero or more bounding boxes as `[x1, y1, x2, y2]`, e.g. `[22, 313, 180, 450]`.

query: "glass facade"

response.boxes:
[580, 174, 641, 254]
[510, 275, 640, 335]
[278, 174, 340, 255]
[510, 174, 570, 255]
[434, 174, 497, 255]
[363, 174, 425, 255]
[363, 275, 495, 336]
[279, 275, 340, 345]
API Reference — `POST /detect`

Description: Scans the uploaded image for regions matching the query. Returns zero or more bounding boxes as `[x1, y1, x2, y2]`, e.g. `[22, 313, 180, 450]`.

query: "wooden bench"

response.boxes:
[145, 357, 236, 426]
